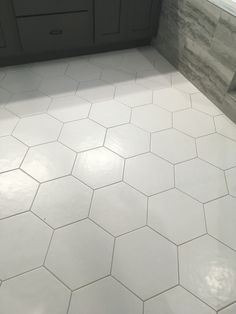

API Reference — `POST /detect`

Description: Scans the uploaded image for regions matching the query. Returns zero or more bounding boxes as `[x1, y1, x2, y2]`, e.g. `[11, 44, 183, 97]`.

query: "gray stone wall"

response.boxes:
[152, 0, 236, 123]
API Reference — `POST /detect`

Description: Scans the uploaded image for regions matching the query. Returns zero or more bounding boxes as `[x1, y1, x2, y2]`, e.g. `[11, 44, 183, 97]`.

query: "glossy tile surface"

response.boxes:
[0, 212, 52, 279]
[90, 182, 147, 236]
[48, 95, 91, 122]
[45, 219, 113, 289]
[131, 104, 172, 132]
[1, 47, 236, 313]
[0, 268, 70, 314]
[13, 114, 62, 146]
[105, 124, 150, 158]
[0, 136, 27, 173]
[124, 153, 174, 196]
[21, 142, 76, 182]
[175, 158, 227, 202]
[69, 277, 142, 314]
[144, 286, 215, 314]
[73, 147, 124, 188]
[0, 170, 38, 219]
[179, 236, 236, 310]
[112, 227, 178, 300]
[148, 189, 206, 244]
[59, 119, 105, 152]
[32, 176, 92, 228]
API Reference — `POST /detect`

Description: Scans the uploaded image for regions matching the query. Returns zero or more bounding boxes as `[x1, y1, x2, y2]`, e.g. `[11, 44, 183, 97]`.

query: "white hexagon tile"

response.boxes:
[0, 212, 52, 279]
[0, 170, 38, 219]
[105, 124, 150, 158]
[112, 227, 178, 300]
[1, 47, 236, 314]
[21, 142, 76, 182]
[48, 95, 91, 122]
[13, 114, 62, 146]
[73, 147, 124, 189]
[6, 90, 51, 117]
[89, 100, 131, 127]
[45, 219, 114, 289]
[59, 119, 106, 152]
[179, 235, 236, 310]
[32, 176, 93, 228]
[90, 182, 147, 236]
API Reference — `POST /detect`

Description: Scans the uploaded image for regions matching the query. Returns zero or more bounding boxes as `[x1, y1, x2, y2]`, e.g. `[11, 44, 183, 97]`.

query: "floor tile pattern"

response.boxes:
[0, 47, 236, 314]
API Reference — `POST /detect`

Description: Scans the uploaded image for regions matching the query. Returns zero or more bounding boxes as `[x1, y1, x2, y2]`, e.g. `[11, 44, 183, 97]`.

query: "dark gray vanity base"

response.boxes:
[153, 0, 236, 123]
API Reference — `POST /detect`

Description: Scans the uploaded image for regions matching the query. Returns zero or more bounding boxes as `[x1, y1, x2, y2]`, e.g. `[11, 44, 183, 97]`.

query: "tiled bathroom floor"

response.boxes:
[0, 47, 236, 314]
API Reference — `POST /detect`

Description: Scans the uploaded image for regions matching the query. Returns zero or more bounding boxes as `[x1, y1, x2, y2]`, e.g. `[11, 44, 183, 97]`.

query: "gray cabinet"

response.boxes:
[13, 0, 91, 16]
[128, 0, 161, 39]
[0, 23, 6, 48]
[95, 0, 161, 44]
[95, 0, 129, 44]
[17, 11, 93, 53]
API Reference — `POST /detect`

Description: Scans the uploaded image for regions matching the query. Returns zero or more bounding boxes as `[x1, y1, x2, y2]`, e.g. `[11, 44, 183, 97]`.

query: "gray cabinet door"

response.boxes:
[95, 0, 129, 44]
[128, 0, 161, 39]
[0, 0, 21, 59]
[0, 23, 6, 48]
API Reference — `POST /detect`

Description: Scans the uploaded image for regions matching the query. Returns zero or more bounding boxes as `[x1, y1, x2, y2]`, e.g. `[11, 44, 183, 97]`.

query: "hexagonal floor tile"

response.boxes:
[13, 114, 62, 146]
[0, 136, 27, 173]
[0, 68, 42, 93]
[45, 219, 114, 289]
[0, 212, 52, 279]
[215, 115, 236, 141]
[148, 189, 206, 244]
[153, 87, 191, 112]
[48, 95, 91, 122]
[68, 277, 142, 314]
[219, 303, 236, 314]
[173, 109, 215, 138]
[89, 100, 131, 127]
[226, 167, 236, 197]
[175, 159, 227, 202]
[39, 76, 78, 98]
[90, 182, 147, 236]
[144, 286, 215, 314]
[6, 91, 51, 117]
[77, 80, 115, 103]
[0, 170, 38, 219]
[205, 196, 236, 250]
[120, 50, 155, 73]
[191, 92, 222, 116]
[32, 176, 92, 228]
[0, 87, 11, 105]
[197, 134, 236, 170]
[179, 235, 236, 310]
[112, 227, 178, 300]
[59, 119, 105, 152]
[131, 104, 172, 132]
[21, 142, 76, 182]
[172, 73, 199, 94]
[101, 68, 135, 85]
[0, 108, 19, 137]
[115, 82, 152, 108]
[66, 60, 101, 82]
[151, 129, 196, 164]
[105, 124, 150, 158]
[0, 268, 70, 314]
[73, 147, 124, 189]
[136, 69, 171, 90]
[124, 153, 174, 196]
[31, 59, 68, 78]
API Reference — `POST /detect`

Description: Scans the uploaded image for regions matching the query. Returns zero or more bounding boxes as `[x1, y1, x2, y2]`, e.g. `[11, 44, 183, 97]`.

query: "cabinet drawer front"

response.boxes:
[17, 12, 93, 53]
[13, 0, 91, 16]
